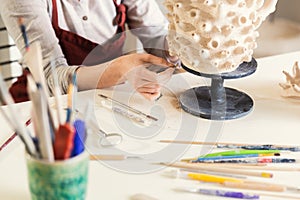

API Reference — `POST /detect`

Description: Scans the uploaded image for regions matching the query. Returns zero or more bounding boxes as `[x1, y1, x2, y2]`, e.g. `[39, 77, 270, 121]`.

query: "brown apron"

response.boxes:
[10, 0, 127, 102]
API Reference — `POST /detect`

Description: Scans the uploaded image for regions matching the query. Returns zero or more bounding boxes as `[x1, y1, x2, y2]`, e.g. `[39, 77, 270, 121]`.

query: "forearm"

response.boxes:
[44, 63, 77, 94]
[76, 61, 126, 91]
[76, 53, 172, 92]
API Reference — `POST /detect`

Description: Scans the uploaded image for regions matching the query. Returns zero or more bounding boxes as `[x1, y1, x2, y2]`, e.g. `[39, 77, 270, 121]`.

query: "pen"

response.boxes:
[182, 150, 281, 162]
[180, 168, 247, 179]
[175, 187, 259, 199]
[192, 153, 279, 162]
[200, 158, 297, 164]
[202, 150, 281, 158]
[164, 169, 244, 183]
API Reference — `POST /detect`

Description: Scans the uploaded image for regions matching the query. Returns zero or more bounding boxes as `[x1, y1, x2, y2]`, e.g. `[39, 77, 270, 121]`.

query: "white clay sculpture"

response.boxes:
[165, 0, 278, 74]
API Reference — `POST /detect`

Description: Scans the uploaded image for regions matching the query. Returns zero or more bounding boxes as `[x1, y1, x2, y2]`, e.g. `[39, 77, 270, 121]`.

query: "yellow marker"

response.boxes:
[261, 172, 273, 178]
[187, 173, 244, 184]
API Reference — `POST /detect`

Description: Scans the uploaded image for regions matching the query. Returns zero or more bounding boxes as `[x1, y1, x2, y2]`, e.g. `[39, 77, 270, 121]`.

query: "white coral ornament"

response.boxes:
[279, 61, 300, 99]
[165, 0, 278, 74]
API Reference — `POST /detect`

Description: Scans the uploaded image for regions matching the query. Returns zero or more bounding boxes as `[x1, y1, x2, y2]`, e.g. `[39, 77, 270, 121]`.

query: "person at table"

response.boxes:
[0, 0, 179, 102]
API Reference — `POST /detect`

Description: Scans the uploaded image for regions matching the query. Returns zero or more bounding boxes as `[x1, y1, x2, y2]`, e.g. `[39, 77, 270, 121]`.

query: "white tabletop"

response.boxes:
[1, 51, 300, 200]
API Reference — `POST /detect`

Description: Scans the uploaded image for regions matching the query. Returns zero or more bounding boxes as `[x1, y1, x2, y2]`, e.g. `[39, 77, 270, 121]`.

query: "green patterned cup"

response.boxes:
[26, 151, 89, 200]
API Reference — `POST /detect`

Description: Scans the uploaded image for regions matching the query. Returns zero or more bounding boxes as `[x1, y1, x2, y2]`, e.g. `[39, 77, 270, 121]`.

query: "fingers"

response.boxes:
[140, 54, 173, 67]
[136, 83, 161, 101]
[115, 53, 176, 101]
[125, 66, 158, 89]
[139, 91, 161, 101]
[137, 83, 161, 94]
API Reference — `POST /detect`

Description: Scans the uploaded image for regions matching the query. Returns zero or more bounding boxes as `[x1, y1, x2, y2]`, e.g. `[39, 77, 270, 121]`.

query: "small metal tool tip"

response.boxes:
[155, 93, 163, 102]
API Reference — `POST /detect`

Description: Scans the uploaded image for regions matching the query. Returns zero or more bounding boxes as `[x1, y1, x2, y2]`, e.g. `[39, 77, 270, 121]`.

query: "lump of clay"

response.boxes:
[165, 0, 278, 74]
[279, 61, 300, 99]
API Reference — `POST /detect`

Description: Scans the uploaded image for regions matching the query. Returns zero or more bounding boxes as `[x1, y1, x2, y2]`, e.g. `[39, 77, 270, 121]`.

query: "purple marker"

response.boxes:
[176, 187, 259, 199]
[199, 189, 259, 199]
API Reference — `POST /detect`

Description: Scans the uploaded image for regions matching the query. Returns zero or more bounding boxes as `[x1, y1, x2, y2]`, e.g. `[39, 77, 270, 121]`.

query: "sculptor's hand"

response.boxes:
[126, 64, 175, 101]
[101, 53, 174, 101]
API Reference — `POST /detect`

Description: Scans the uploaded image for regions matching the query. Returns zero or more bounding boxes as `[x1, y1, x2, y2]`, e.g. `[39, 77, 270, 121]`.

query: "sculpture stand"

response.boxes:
[179, 58, 257, 120]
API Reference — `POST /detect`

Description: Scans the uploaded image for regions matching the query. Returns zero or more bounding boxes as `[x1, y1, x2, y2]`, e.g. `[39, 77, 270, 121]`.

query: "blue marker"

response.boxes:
[71, 119, 86, 157]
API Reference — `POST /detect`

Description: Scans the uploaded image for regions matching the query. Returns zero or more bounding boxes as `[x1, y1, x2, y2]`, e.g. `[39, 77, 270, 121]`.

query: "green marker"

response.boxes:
[201, 149, 281, 158]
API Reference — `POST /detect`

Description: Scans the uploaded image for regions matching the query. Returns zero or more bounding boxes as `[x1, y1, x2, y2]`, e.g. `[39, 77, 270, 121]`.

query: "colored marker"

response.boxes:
[206, 158, 297, 164]
[193, 153, 278, 162]
[71, 119, 86, 157]
[175, 187, 259, 199]
[164, 169, 244, 184]
[202, 150, 281, 158]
